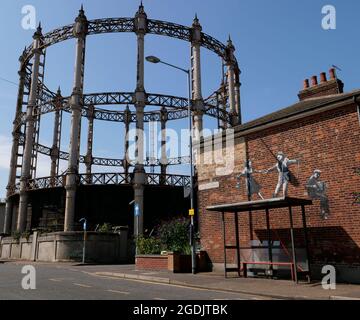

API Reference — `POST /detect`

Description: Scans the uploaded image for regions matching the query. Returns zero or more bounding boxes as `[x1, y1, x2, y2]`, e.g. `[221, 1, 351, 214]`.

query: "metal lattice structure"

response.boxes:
[3, 4, 242, 235]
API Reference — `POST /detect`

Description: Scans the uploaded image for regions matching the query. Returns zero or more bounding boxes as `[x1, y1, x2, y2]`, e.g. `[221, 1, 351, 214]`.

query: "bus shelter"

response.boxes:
[207, 197, 313, 283]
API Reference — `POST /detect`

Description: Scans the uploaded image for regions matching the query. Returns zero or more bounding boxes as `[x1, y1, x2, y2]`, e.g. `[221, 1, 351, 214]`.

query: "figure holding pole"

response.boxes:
[264, 151, 300, 198]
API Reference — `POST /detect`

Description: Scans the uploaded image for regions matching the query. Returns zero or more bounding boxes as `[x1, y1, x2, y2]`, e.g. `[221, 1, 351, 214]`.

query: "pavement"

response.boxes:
[1, 260, 360, 300]
[82, 264, 360, 300]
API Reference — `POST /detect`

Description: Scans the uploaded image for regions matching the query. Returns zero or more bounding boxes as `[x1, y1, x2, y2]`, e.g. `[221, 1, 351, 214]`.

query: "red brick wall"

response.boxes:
[135, 255, 168, 270]
[198, 103, 360, 267]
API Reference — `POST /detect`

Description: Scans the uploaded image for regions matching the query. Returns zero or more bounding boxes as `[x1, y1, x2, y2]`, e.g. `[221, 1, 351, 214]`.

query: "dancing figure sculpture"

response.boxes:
[264, 151, 300, 198]
[236, 160, 264, 200]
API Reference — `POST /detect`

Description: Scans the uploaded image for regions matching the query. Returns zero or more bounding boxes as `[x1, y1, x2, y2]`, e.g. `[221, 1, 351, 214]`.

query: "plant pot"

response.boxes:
[168, 252, 192, 273]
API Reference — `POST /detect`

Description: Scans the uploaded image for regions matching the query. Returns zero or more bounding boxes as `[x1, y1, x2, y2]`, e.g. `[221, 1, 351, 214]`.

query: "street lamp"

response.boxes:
[146, 55, 196, 274]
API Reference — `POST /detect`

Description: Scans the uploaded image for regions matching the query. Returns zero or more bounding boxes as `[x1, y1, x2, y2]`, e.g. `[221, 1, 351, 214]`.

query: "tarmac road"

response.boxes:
[0, 262, 266, 300]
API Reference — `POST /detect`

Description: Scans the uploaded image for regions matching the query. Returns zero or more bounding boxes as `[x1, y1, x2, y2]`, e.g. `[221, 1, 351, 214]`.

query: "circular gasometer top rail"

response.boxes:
[21, 17, 236, 66]
[17, 14, 235, 127]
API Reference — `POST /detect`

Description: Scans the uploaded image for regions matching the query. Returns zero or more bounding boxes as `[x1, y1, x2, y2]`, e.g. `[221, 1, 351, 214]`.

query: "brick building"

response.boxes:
[197, 69, 360, 283]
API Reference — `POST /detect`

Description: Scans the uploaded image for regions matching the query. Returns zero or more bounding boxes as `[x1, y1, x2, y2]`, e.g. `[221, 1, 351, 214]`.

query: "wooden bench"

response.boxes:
[242, 261, 296, 281]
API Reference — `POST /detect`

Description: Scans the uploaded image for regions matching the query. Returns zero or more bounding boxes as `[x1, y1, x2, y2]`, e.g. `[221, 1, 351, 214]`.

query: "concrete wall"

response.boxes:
[0, 229, 129, 263]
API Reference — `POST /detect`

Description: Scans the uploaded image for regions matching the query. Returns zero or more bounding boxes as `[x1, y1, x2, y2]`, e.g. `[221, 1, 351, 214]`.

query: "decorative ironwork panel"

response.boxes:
[147, 19, 191, 41]
[87, 18, 135, 35]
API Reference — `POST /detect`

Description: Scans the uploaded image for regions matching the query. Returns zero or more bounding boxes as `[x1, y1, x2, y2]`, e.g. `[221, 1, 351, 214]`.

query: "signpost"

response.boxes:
[134, 203, 141, 255]
[79, 218, 87, 264]
[134, 203, 140, 237]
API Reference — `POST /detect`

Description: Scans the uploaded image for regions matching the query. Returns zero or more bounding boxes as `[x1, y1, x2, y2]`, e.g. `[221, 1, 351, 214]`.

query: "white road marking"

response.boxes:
[49, 278, 62, 282]
[90, 273, 269, 300]
[154, 297, 166, 300]
[73, 283, 92, 288]
[107, 289, 130, 295]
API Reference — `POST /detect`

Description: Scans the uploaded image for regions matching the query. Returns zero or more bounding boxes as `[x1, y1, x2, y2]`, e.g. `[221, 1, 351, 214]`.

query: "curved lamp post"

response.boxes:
[146, 55, 196, 274]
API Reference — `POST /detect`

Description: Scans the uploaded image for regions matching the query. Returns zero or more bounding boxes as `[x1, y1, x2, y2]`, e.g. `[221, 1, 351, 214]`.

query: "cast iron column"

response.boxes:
[17, 25, 43, 232]
[85, 104, 94, 179]
[191, 15, 204, 141]
[234, 65, 242, 125]
[225, 37, 238, 127]
[123, 105, 131, 176]
[3, 51, 27, 234]
[160, 107, 167, 184]
[50, 87, 62, 181]
[64, 7, 88, 231]
[133, 3, 147, 236]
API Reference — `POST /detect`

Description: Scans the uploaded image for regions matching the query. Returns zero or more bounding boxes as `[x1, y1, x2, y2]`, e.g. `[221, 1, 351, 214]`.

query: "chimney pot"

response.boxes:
[311, 75, 318, 86]
[303, 79, 310, 89]
[320, 72, 327, 83]
[329, 68, 336, 80]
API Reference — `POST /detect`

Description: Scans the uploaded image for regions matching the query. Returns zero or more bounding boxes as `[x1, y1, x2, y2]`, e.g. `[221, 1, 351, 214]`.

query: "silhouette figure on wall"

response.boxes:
[236, 160, 264, 200]
[306, 169, 330, 220]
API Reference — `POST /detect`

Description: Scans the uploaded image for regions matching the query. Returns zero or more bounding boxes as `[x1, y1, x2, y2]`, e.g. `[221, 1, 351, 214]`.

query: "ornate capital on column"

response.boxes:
[33, 22, 43, 40]
[191, 14, 202, 44]
[31, 23, 44, 54]
[134, 2, 147, 34]
[225, 35, 236, 65]
[73, 5, 88, 38]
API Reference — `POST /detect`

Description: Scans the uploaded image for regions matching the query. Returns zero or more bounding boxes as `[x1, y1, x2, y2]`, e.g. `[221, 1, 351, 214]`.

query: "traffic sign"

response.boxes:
[189, 208, 195, 216]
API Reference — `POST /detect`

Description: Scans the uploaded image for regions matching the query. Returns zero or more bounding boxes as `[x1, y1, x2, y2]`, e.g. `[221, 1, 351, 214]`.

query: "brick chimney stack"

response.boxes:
[320, 72, 327, 83]
[311, 75, 318, 86]
[303, 79, 309, 89]
[298, 69, 344, 101]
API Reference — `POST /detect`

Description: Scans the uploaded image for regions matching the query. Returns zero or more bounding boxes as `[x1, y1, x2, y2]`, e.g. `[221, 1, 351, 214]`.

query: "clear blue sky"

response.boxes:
[0, 0, 359, 197]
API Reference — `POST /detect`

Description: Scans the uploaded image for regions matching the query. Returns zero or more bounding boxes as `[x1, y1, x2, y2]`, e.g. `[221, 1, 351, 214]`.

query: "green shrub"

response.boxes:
[156, 217, 191, 254]
[136, 236, 162, 255]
